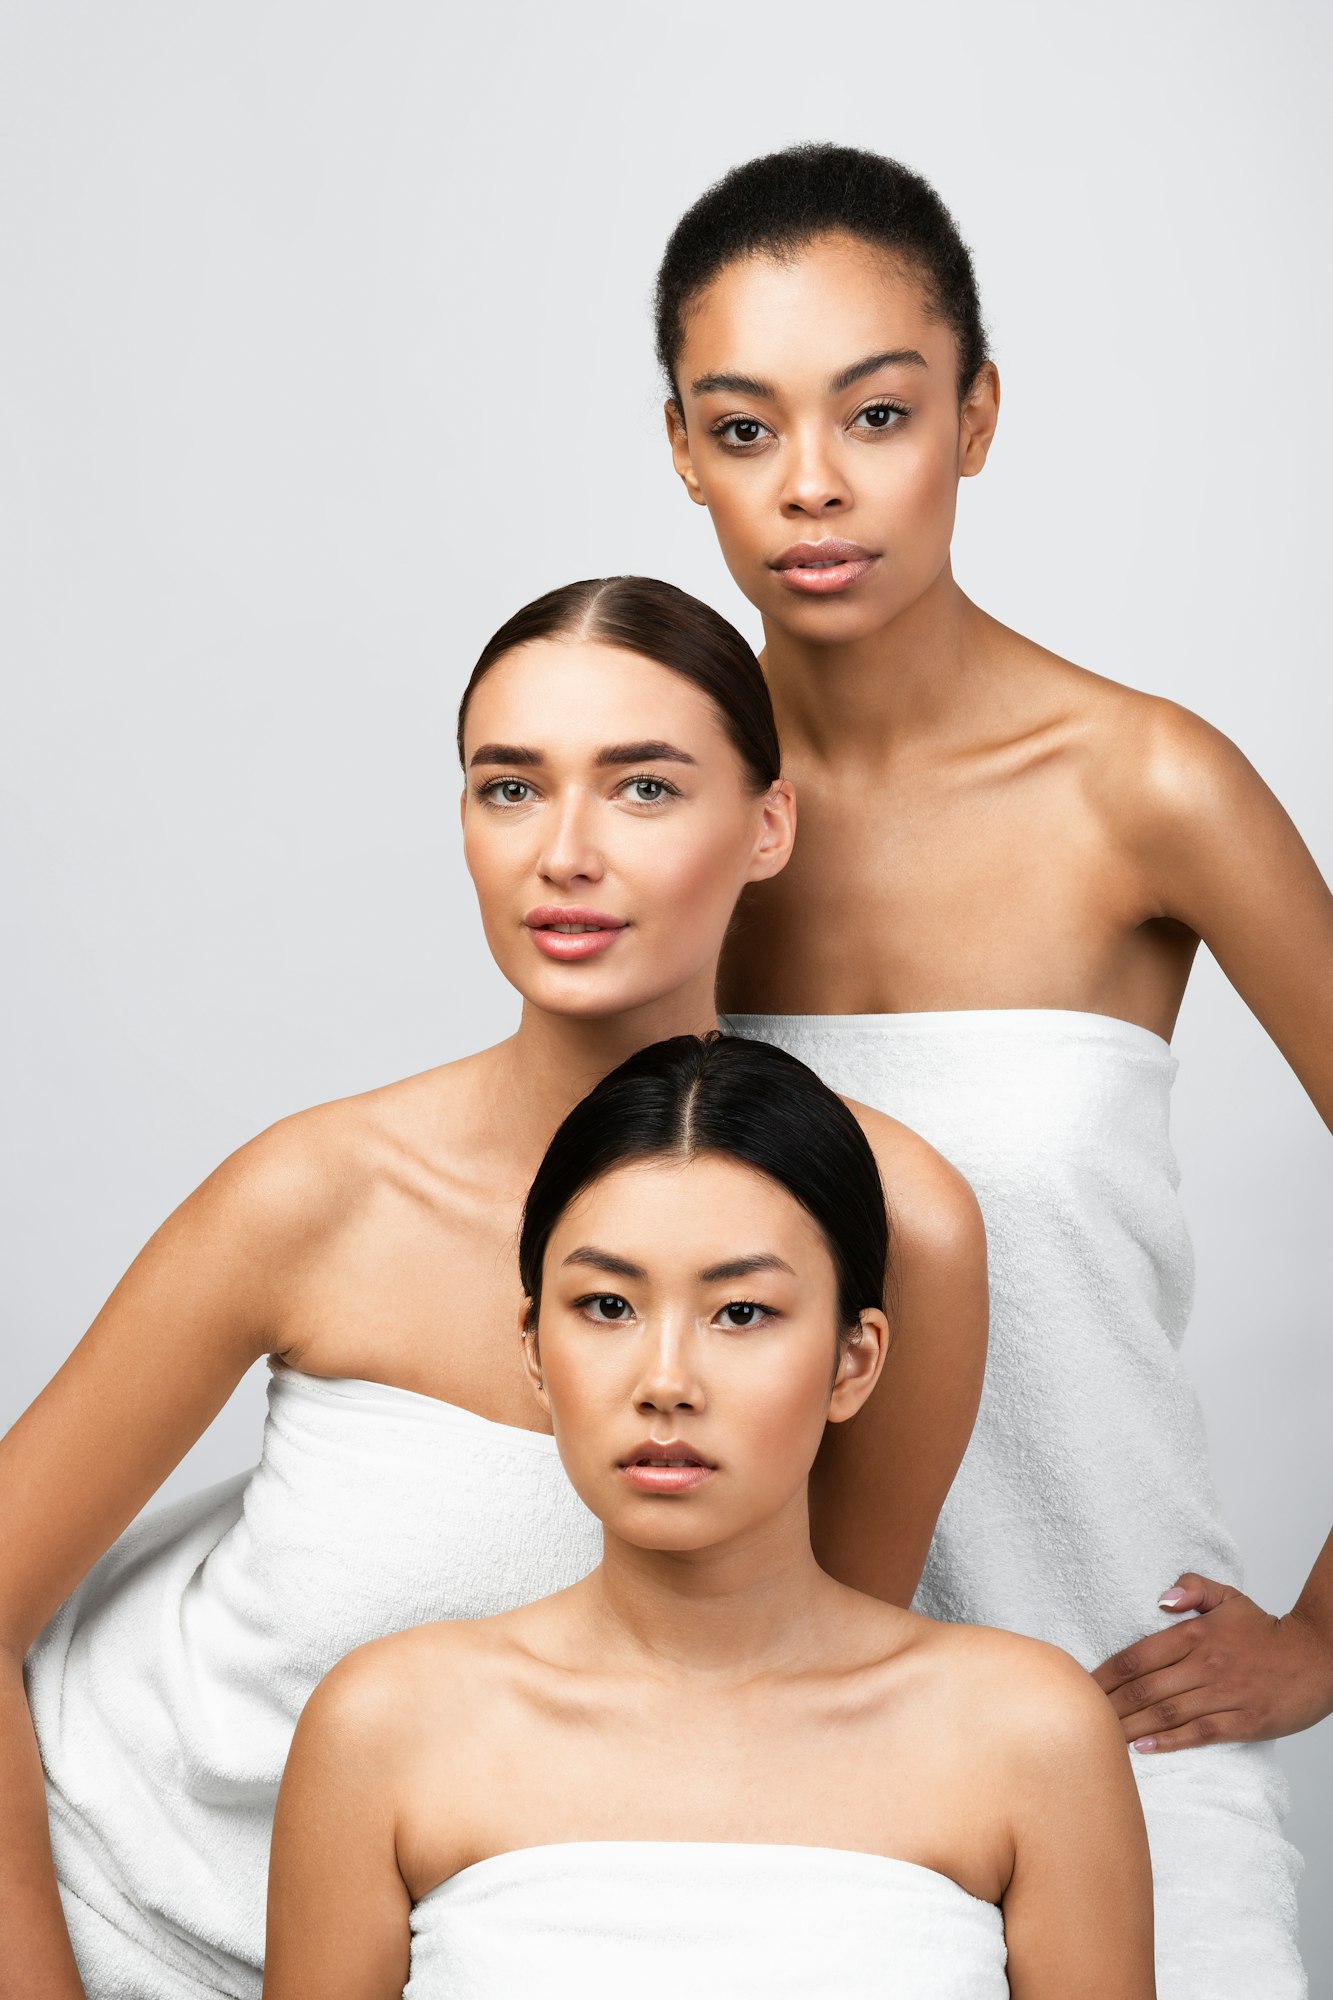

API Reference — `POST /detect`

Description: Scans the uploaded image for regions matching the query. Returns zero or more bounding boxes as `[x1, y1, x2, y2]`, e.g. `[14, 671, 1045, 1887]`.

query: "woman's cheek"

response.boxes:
[738, 1360, 833, 1462]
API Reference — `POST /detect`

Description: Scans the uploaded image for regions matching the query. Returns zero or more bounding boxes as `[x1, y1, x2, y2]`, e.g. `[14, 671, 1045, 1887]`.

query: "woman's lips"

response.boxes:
[524, 905, 628, 961]
[771, 540, 879, 595]
[618, 1442, 716, 1494]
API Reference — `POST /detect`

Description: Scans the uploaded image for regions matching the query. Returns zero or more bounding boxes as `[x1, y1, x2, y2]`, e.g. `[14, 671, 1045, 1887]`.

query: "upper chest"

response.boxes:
[279, 1167, 542, 1426]
[405, 1671, 1011, 1905]
[722, 747, 1178, 1016]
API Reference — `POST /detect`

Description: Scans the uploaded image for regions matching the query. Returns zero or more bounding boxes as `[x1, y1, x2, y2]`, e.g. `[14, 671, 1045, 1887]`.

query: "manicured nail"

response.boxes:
[1131, 1737, 1158, 1753]
[1158, 1589, 1187, 1608]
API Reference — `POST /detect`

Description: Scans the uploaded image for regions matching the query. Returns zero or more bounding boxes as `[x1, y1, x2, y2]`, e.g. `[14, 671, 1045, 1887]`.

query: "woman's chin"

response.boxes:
[508, 956, 716, 1026]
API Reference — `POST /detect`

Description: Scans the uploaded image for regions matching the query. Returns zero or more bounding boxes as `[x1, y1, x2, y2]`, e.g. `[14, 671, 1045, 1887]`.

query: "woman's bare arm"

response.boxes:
[0, 1116, 345, 1997]
[1094, 708, 1333, 1747]
[264, 1651, 413, 1999]
[811, 1120, 988, 1606]
[1001, 1646, 1156, 1998]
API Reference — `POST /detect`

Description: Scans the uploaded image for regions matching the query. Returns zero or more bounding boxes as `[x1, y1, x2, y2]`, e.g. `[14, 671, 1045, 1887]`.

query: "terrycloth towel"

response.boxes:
[26, 1366, 603, 1998]
[405, 1842, 1008, 1997]
[726, 1009, 1305, 1998]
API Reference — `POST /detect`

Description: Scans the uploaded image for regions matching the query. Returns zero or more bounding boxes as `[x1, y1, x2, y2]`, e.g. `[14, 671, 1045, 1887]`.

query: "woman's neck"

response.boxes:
[762, 561, 999, 766]
[583, 1499, 845, 1682]
[482, 970, 720, 1180]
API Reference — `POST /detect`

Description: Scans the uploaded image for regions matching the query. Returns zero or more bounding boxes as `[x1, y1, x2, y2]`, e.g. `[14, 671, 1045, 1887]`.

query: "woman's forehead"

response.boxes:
[463, 640, 729, 753]
[552, 1154, 826, 1258]
[678, 236, 948, 390]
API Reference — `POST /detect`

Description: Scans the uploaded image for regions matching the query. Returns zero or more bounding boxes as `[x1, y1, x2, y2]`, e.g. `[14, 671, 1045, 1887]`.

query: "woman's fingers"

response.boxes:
[1103, 1656, 1210, 1725]
[1118, 1677, 1222, 1741]
[1092, 1621, 1200, 1696]
[1156, 1571, 1231, 1615]
[1128, 1709, 1247, 1754]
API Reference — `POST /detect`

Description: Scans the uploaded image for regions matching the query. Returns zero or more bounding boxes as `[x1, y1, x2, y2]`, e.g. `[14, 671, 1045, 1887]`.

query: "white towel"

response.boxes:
[26, 1367, 602, 1998]
[406, 1842, 1008, 1998]
[726, 1009, 1305, 1999]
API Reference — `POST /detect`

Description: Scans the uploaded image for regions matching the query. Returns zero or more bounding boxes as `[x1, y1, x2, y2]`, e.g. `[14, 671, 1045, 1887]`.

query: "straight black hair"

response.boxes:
[655, 142, 988, 402]
[519, 1033, 889, 1337]
[456, 576, 780, 794]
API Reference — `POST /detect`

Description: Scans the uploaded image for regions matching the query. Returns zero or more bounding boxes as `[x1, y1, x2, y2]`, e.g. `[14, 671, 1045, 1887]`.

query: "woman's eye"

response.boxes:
[624, 777, 668, 804]
[853, 402, 907, 432]
[717, 1300, 769, 1330]
[713, 416, 770, 448]
[580, 1293, 633, 1323]
[480, 778, 535, 806]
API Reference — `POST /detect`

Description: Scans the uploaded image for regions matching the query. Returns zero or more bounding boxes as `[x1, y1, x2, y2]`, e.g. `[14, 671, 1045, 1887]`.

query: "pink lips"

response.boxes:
[618, 1440, 716, 1494]
[771, 539, 879, 595]
[524, 905, 628, 961]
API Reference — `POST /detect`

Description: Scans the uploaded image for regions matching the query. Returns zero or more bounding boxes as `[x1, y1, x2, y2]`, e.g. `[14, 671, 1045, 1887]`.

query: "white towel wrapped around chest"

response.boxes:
[726, 1009, 1305, 1999]
[406, 1842, 1008, 1999]
[27, 1367, 602, 1999]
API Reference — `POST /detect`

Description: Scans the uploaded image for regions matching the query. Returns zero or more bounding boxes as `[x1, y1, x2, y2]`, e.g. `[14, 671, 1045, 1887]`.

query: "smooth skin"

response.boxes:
[665, 230, 1333, 1753]
[0, 634, 986, 1999]
[265, 1154, 1153, 2000]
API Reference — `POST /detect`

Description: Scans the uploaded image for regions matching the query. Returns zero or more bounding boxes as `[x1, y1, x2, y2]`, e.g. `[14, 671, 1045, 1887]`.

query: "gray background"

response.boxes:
[3, 0, 1330, 1978]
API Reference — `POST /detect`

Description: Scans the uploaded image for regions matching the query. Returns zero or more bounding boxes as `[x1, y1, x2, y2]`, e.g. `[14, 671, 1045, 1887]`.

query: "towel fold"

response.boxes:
[406, 1842, 1008, 1997]
[27, 1367, 602, 1998]
[726, 1010, 1305, 1998]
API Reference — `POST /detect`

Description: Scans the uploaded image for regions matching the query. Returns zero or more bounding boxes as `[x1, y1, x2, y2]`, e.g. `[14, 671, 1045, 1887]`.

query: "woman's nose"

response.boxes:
[633, 1325, 705, 1416]
[537, 790, 605, 888]
[778, 425, 852, 518]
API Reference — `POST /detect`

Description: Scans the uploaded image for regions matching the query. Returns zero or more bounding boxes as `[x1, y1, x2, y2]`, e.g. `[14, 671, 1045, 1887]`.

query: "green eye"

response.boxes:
[479, 777, 535, 806]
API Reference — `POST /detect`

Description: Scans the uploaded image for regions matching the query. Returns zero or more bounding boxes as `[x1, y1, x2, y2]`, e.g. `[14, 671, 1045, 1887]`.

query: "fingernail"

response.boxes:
[1131, 1737, 1158, 1753]
[1158, 1590, 1187, 1609]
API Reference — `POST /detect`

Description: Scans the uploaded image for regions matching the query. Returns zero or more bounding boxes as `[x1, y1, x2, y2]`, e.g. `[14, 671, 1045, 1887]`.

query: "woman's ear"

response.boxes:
[958, 361, 1000, 478]
[666, 399, 708, 507]
[520, 1306, 548, 1410]
[746, 779, 797, 884]
[826, 1309, 891, 1423]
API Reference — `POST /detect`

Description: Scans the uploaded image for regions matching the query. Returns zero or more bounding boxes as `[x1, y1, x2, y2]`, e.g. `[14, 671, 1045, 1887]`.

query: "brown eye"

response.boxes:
[714, 416, 770, 448]
[579, 1293, 633, 1323]
[853, 402, 906, 433]
[717, 1301, 768, 1329]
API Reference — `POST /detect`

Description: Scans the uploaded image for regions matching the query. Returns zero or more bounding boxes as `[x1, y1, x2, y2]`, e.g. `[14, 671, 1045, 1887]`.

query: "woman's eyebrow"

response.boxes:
[690, 350, 927, 402]
[468, 743, 543, 768]
[595, 741, 697, 769]
[829, 348, 927, 392]
[690, 369, 774, 399]
[561, 1247, 648, 1279]
[699, 1254, 796, 1282]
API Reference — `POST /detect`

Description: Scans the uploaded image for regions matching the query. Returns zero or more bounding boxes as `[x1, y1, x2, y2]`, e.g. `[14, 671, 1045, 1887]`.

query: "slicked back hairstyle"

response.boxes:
[655, 142, 989, 402]
[519, 1033, 890, 1338]
[456, 575, 780, 793]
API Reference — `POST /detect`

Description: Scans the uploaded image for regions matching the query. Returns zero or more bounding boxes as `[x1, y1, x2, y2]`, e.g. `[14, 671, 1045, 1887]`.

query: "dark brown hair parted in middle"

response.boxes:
[455, 575, 781, 793]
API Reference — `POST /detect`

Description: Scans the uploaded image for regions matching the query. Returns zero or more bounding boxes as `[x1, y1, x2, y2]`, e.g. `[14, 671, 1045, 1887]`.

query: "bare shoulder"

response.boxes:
[842, 1100, 983, 1256]
[1003, 629, 1261, 832]
[298, 1609, 516, 1764]
[197, 1047, 494, 1260]
[1086, 685, 1260, 828]
[908, 1614, 1123, 1766]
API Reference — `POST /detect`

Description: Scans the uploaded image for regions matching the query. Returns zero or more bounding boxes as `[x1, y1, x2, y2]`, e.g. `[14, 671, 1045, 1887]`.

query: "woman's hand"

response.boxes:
[1093, 1573, 1333, 1753]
